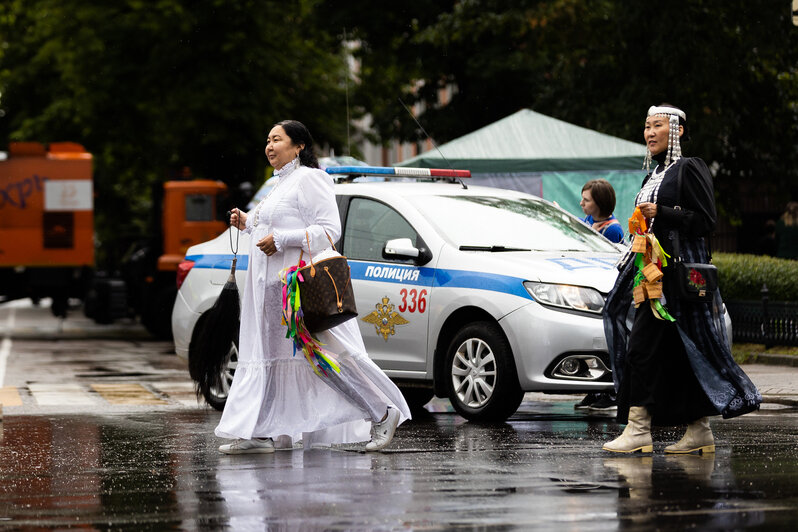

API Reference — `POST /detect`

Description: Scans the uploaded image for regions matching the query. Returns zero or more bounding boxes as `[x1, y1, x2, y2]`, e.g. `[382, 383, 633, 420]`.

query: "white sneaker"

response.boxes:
[365, 407, 400, 452]
[218, 438, 275, 454]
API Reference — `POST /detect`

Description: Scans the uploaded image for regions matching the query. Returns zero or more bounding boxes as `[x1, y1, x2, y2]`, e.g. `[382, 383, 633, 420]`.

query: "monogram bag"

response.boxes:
[294, 231, 357, 332]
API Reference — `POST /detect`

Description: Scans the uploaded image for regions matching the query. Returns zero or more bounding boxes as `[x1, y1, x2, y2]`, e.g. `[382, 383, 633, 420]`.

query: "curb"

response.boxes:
[1, 328, 157, 341]
[744, 353, 798, 367]
[760, 395, 798, 407]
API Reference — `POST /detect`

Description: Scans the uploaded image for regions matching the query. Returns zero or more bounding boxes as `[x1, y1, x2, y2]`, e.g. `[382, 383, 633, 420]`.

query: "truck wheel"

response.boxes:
[445, 321, 524, 422]
[143, 285, 177, 340]
[51, 295, 68, 318]
[201, 340, 238, 411]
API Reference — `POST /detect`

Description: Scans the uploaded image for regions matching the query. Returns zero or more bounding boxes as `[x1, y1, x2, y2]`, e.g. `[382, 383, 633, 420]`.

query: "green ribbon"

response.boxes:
[630, 237, 675, 322]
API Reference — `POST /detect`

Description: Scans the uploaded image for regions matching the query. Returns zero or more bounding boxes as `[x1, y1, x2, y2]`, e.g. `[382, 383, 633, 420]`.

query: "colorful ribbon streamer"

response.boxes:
[628, 207, 675, 322]
[279, 261, 341, 377]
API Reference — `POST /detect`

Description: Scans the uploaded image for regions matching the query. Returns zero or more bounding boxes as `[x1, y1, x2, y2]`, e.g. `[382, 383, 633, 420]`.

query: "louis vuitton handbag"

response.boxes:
[291, 231, 357, 333]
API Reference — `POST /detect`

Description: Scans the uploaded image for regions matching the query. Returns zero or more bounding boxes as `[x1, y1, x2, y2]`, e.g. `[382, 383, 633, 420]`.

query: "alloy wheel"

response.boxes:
[451, 338, 497, 408]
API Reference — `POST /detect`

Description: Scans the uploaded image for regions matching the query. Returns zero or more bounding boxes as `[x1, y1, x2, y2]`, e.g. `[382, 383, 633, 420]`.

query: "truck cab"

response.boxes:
[132, 179, 228, 338]
[0, 140, 230, 338]
[0, 142, 94, 316]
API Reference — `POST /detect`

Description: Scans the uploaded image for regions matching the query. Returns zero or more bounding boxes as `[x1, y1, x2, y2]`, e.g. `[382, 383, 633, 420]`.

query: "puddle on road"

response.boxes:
[0, 409, 796, 529]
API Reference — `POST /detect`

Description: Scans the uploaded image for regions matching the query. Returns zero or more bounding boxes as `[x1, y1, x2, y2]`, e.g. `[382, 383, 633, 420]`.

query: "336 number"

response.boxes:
[398, 288, 427, 313]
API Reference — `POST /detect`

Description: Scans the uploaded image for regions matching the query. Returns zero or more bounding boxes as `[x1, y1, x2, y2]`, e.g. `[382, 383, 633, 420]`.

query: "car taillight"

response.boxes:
[176, 260, 195, 289]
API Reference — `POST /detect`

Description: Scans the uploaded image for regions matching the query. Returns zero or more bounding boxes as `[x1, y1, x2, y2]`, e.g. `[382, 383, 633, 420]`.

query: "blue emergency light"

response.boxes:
[325, 166, 471, 178]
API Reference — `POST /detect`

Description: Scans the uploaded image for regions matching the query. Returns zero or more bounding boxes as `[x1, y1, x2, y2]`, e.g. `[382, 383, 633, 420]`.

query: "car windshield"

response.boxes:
[413, 195, 621, 252]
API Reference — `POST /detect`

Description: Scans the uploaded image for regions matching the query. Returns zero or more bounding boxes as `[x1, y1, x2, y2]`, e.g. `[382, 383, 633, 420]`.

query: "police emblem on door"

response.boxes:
[361, 296, 409, 341]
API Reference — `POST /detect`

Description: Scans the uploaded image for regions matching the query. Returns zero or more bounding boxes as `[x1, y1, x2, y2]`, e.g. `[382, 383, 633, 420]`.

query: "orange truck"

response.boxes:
[0, 142, 228, 338]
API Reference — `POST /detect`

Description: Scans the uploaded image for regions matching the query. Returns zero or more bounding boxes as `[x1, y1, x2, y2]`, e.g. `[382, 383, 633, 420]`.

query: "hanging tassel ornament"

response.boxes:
[190, 211, 242, 402]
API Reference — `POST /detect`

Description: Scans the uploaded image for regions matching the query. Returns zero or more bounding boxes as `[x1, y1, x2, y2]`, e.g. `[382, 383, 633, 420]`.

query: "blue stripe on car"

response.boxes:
[186, 254, 533, 301]
[186, 254, 249, 270]
[431, 267, 531, 300]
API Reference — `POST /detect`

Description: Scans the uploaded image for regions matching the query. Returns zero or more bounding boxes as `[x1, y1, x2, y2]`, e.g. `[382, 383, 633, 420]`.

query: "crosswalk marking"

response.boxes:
[0, 386, 23, 406]
[2, 382, 207, 409]
[150, 381, 204, 407]
[91, 383, 168, 405]
[29, 383, 98, 405]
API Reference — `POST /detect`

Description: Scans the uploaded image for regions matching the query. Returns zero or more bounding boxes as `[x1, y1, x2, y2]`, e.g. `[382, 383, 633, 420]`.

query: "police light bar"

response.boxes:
[325, 166, 471, 178]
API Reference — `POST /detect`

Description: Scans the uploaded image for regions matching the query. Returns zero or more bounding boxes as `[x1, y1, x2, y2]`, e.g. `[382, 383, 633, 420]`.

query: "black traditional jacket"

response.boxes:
[604, 157, 761, 420]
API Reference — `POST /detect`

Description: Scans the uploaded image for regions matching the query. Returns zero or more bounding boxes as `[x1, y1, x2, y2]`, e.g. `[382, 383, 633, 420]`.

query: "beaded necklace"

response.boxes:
[636, 160, 676, 207]
[635, 158, 678, 231]
[252, 157, 300, 228]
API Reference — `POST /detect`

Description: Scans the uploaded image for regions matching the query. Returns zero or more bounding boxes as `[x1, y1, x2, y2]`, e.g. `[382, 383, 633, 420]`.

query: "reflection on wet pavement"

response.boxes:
[0, 401, 797, 529]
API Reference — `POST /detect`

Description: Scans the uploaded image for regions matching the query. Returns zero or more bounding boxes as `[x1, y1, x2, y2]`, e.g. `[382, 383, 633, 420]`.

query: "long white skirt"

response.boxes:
[215, 281, 411, 447]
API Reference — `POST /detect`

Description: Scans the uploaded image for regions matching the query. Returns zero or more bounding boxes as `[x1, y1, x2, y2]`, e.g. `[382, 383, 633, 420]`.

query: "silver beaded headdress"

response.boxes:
[643, 105, 686, 171]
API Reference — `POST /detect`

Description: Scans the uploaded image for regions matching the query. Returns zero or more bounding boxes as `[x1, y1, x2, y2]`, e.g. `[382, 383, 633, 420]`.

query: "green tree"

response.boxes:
[333, 0, 798, 217]
[0, 0, 350, 265]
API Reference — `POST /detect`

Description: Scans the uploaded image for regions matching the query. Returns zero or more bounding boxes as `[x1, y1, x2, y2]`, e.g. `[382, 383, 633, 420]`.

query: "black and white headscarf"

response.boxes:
[643, 105, 686, 171]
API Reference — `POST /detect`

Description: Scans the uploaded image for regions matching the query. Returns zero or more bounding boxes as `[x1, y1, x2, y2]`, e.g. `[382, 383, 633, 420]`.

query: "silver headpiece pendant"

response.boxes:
[643, 105, 686, 171]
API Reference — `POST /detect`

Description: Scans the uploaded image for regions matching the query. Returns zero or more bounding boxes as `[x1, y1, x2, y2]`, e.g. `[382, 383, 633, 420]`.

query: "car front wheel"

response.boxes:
[445, 321, 524, 422]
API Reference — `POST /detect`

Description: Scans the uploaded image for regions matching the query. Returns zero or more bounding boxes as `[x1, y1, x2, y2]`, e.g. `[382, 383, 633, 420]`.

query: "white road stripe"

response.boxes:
[0, 307, 14, 386]
[0, 337, 10, 387]
[29, 383, 98, 406]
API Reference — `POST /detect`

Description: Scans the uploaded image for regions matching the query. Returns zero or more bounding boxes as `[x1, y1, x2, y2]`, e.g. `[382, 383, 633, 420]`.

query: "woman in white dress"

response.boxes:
[216, 120, 411, 454]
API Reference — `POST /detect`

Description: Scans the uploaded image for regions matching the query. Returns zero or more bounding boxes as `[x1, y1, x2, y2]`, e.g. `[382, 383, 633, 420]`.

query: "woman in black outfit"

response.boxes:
[602, 104, 761, 454]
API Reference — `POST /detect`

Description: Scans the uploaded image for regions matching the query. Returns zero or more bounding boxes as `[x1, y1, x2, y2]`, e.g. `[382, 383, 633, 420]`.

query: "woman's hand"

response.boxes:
[638, 202, 658, 219]
[230, 208, 247, 230]
[257, 233, 277, 256]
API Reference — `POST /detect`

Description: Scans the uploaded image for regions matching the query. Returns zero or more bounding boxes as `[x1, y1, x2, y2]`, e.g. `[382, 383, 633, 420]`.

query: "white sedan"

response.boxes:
[172, 167, 624, 421]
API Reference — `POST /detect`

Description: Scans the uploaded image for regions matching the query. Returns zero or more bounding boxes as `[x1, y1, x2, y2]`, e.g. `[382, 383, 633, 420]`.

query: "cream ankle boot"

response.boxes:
[602, 406, 653, 453]
[664, 417, 715, 454]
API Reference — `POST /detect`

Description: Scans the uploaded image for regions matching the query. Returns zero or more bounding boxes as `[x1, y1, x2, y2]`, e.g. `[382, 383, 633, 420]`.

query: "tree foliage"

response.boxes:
[332, 0, 798, 215]
[0, 0, 350, 257]
[1, 0, 796, 257]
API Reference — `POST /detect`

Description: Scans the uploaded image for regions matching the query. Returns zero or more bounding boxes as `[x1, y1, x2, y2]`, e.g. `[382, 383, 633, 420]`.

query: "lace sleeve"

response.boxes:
[277, 169, 340, 253]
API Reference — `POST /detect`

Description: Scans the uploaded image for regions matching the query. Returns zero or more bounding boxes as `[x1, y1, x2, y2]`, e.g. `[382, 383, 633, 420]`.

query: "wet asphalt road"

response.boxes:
[2, 301, 798, 530]
[2, 400, 798, 530]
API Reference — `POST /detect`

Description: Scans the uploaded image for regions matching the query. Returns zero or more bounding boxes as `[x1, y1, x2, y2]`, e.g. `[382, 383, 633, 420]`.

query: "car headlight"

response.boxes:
[524, 282, 604, 314]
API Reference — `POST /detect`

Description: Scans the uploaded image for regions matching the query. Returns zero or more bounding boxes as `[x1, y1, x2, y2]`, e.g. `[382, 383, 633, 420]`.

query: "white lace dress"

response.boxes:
[215, 159, 411, 447]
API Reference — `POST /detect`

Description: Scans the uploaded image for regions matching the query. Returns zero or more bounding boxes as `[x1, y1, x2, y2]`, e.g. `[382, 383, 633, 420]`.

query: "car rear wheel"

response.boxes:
[445, 321, 524, 422]
[199, 339, 238, 411]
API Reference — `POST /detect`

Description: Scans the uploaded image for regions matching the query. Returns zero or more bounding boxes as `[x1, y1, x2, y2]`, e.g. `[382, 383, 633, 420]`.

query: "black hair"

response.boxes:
[275, 120, 319, 168]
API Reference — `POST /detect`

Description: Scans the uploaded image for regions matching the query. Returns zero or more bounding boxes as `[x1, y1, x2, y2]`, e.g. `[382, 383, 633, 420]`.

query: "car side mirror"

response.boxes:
[383, 238, 432, 264]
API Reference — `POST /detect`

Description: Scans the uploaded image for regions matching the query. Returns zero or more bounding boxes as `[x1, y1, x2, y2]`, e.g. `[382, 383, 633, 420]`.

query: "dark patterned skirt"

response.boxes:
[604, 238, 761, 425]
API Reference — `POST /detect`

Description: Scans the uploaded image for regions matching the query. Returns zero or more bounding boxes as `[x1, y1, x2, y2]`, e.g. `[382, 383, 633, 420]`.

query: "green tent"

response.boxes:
[398, 109, 648, 229]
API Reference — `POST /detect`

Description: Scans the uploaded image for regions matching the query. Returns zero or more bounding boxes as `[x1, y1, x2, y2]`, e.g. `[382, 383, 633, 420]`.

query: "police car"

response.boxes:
[171, 166, 624, 421]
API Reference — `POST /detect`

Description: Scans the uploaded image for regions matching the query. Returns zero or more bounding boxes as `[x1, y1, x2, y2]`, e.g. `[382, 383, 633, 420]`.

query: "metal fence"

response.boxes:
[725, 290, 798, 347]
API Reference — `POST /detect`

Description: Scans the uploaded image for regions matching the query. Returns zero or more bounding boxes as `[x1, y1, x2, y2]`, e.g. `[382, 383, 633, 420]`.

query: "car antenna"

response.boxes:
[398, 98, 467, 189]
[344, 27, 352, 156]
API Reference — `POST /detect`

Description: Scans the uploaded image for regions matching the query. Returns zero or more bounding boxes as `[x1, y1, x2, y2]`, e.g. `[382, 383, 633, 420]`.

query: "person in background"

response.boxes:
[602, 104, 760, 454]
[756, 219, 777, 257]
[218, 120, 411, 454]
[574, 178, 624, 412]
[776, 202, 798, 259]
[580, 179, 625, 245]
